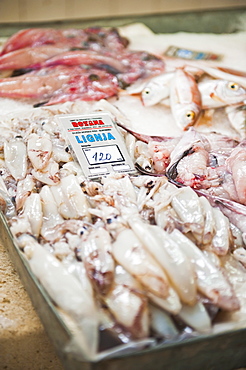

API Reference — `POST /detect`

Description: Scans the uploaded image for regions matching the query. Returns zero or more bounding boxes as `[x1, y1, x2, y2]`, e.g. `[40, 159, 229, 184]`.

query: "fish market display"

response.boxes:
[1, 25, 246, 362]
[0, 26, 164, 105]
[0, 26, 246, 132]
[0, 99, 246, 360]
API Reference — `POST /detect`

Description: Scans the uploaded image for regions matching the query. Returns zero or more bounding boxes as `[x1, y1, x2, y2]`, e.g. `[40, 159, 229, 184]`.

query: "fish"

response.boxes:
[45, 68, 119, 105]
[141, 72, 174, 106]
[0, 45, 69, 71]
[0, 66, 118, 103]
[2, 26, 246, 354]
[198, 65, 246, 89]
[198, 79, 246, 109]
[40, 49, 127, 73]
[0, 66, 72, 99]
[142, 85, 170, 107]
[0, 27, 128, 55]
[0, 28, 84, 54]
[170, 68, 202, 131]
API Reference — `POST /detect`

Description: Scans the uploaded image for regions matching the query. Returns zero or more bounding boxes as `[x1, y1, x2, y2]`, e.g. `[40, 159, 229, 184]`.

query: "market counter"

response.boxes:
[1, 7, 246, 370]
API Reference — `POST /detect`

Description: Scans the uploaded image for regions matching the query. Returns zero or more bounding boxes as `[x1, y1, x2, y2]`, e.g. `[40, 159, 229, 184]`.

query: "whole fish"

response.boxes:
[140, 67, 205, 107]
[170, 69, 202, 130]
[141, 72, 174, 106]
[198, 79, 246, 109]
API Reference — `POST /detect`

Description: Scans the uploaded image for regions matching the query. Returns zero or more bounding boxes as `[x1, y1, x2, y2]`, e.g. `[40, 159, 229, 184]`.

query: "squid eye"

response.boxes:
[228, 82, 239, 90]
[186, 110, 195, 121]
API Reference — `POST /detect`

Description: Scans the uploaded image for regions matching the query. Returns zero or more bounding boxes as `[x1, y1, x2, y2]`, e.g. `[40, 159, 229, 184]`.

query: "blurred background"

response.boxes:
[1, 0, 246, 23]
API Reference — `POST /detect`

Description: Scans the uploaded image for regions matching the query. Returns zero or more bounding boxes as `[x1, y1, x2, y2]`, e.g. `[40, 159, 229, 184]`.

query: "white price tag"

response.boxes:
[57, 112, 136, 179]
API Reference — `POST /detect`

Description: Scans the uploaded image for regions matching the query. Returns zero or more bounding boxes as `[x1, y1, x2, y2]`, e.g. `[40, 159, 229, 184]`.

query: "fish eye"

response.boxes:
[143, 88, 151, 95]
[228, 82, 239, 90]
[186, 110, 195, 121]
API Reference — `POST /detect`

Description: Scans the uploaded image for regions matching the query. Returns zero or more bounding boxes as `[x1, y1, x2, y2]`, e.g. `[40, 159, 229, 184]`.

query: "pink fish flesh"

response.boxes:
[45, 69, 118, 105]
[0, 66, 118, 102]
[0, 45, 69, 71]
[1, 27, 128, 55]
[40, 50, 127, 74]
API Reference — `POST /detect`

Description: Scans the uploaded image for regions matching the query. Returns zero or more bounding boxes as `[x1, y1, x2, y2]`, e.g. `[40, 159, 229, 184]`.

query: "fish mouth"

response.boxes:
[210, 92, 226, 103]
[140, 94, 146, 106]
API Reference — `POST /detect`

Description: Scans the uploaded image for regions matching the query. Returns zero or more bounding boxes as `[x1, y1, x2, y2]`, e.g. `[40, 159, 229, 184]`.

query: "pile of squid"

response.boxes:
[0, 27, 164, 105]
[1, 101, 246, 360]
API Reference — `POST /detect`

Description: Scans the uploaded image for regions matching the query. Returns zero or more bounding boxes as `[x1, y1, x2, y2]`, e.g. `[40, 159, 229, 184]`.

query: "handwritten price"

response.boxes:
[92, 152, 112, 162]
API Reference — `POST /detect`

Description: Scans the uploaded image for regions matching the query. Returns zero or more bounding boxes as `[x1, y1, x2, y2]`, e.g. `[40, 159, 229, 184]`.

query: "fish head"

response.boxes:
[141, 82, 169, 107]
[174, 103, 201, 130]
[213, 80, 246, 105]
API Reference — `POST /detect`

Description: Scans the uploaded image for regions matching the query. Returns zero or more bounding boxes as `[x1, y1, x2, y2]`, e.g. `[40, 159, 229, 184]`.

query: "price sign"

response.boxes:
[57, 112, 136, 179]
